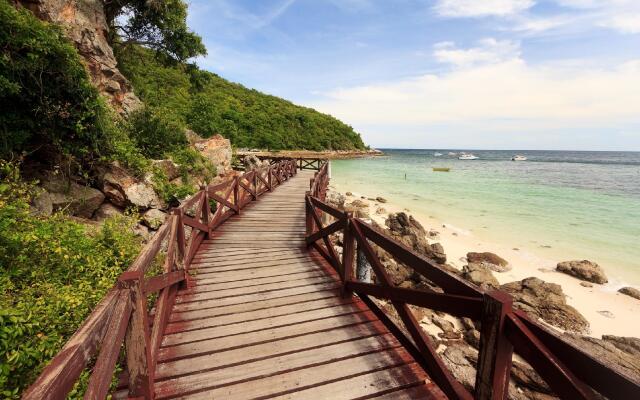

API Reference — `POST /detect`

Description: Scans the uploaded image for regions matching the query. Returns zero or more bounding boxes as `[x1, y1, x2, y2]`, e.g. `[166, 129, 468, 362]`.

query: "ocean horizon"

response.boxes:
[331, 149, 640, 286]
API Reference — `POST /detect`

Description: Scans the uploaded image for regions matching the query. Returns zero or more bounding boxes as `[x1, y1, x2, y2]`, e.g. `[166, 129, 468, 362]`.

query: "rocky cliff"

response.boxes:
[15, 0, 140, 113]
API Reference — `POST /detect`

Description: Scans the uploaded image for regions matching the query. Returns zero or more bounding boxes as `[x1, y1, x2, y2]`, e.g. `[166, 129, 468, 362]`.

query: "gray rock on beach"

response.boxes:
[501, 277, 589, 334]
[618, 286, 640, 300]
[556, 260, 608, 284]
[466, 252, 511, 273]
[461, 263, 499, 290]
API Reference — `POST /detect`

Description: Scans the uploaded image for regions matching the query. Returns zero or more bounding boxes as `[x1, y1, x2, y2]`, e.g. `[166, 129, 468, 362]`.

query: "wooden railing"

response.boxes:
[305, 161, 640, 400]
[23, 159, 297, 400]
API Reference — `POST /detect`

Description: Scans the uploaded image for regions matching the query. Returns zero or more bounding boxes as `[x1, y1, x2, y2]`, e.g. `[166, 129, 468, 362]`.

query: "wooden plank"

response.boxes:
[164, 295, 354, 334]
[266, 363, 428, 400]
[155, 335, 401, 398]
[174, 275, 335, 303]
[168, 290, 344, 323]
[157, 311, 378, 362]
[183, 357, 421, 400]
[162, 303, 366, 347]
[170, 281, 341, 313]
[371, 383, 447, 400]
[191, 263, 323, 283]
[185, 269, 328, 292]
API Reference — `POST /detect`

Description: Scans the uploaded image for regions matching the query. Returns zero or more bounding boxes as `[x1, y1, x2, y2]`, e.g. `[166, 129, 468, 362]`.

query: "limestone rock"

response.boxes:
[618, 286, 640, 300]
[384, 212, 446, 264]
[561, 334, 640, 381]
[467, 252, 511, 272]
[142, 209, 167, 230]
[184, 129, 203, 145]
[93, 202, 124, 222]
[431, 314, 461, 340]
[326, 190, 346, 209]
[125, 183, 163, 210]
[102, 164, 164, 210]
[17, 0, 141, 113]
[461, 263, 499, 289]
[41, 176, 104, 218]
[430, 242, 447, 264]
[556, 260, 608, 284]
[501, 277, 589, 333]
[376, 196, 387, 203]
[195, 134, 232, 173]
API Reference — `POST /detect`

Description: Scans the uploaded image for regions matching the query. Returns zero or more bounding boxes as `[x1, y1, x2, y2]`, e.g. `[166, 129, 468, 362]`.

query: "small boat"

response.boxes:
[458, 153, 479, 160]
[512, 155, 527, 161]
[432, 167, 450, 172]
[448, 152, 457, 156]
[434, 152, 443, 157]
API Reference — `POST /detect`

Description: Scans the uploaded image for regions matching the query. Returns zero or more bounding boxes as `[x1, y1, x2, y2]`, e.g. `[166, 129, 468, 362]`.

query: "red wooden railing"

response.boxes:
[23, 159, 297, 400]
[305, 161, 640, 400]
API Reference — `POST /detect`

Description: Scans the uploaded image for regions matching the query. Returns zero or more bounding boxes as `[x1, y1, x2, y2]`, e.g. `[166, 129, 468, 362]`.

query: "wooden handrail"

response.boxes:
[304, 160, 640, 400]
[24, 158, 298, 400]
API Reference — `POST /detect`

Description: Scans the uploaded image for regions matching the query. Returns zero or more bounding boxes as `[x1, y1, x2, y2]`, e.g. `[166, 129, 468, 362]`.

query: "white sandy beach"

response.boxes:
[331, 183, 640, 339]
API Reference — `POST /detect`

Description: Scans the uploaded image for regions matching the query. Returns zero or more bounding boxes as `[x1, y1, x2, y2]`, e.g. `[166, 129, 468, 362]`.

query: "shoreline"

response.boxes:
[236, 148, 384, 160]
[330, 182, 640, 339]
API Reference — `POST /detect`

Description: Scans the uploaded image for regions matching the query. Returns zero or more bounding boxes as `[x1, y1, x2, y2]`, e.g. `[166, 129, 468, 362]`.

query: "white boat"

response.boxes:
[434, 152, 443, 157]
[447, 152, 457, 156]
[511, 155, 527, 161]
[458, 153, 479, 160]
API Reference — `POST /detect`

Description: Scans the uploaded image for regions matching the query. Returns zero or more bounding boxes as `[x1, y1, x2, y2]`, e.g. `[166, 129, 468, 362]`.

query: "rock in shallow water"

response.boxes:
[556, 260, 608, 284]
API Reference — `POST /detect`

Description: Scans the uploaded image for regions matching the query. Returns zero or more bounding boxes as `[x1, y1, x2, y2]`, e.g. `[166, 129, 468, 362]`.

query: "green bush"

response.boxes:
[0, 161, 142, 397]
[126, 107, 188, 159]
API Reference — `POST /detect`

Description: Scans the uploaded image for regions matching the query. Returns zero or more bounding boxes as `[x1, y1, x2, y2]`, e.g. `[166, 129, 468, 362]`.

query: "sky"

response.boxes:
[186, 0, 640, 150]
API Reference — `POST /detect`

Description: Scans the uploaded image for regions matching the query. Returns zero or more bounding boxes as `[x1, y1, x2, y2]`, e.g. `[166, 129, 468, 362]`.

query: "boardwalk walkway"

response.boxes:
[153, 170, 442, 399]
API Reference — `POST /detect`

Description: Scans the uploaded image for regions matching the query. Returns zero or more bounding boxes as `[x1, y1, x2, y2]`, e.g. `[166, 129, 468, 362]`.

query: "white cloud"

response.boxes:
[434, 38, 521, 67]
[310, 59, 640, 133]
[433, 0, 535, 17]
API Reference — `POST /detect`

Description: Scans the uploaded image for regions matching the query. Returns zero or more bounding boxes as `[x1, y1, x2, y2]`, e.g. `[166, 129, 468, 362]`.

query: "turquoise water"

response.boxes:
[331, 150, 640, 285]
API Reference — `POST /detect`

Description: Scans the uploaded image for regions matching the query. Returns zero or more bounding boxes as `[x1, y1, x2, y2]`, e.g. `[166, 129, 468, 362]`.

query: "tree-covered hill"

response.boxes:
[117, 46, 366, 151]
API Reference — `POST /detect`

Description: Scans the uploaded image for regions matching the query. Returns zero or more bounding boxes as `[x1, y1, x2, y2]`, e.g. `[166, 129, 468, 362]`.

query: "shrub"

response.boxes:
[126, 107, 188, 159]
[0, 161, 142, 397]
[0, 2, 115, 167]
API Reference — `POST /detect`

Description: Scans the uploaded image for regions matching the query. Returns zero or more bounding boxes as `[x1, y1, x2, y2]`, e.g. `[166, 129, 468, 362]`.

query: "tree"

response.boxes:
[105, 0, 206, 62]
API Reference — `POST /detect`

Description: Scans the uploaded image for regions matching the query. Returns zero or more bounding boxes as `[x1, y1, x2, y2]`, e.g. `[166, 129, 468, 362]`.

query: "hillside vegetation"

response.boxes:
[117, 46, 366, 151]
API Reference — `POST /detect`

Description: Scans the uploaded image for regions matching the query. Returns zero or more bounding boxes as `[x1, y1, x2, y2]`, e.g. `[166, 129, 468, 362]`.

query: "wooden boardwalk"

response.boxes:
[154, 170, 442, 399]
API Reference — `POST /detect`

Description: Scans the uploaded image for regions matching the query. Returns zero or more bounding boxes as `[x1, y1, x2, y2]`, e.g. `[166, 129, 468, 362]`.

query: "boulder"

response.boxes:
[142, 209, 167, 230]
[376, 196, 387, 203]
[242, 154, 263, 171]
[152, 159, 180, 181]
[375, 207, 387, 215]
[430, 242, 447, 264]
[102, 164, 164, 210]
[132, 223, 152, 242]
[195, 134, 232, 173]
[326, 190, 346, 209]
[40, 176, 104, 218]
[467, 252, 511, 272]
[432, 314, 462, 340]
[556, 260, 607, 284]
[501, 277, 589, 334]
[561, 334, 640, 381]
[462, 263, 499, 289]
[93, 203, 124, 222]
[184, 129, 203, 145]
[618, 286, 640, 300]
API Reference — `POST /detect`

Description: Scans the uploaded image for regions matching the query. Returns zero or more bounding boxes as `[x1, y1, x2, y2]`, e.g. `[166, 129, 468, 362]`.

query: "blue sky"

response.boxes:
[187, 0, 640, 150]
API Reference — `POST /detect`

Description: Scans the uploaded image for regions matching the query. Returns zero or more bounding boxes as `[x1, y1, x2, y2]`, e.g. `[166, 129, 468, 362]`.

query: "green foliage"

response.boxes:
[126, 107, 188, 159]
[151, 167, 195, 206]
[0, 161, 142, 397]
[117, 46, 366, 151]
[0, 3, 108, 165]
[169, 147, 217, 183]
[106, 0, 206, 62]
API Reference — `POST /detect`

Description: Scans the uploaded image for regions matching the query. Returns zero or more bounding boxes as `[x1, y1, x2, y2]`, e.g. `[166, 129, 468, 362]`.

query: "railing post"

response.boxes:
[253, 171, 259, 199]
[268, 166, 273, 191]
[341, 214, 355, 298]
[233, 176, 240, 214]
[201, 186, 211, 239]
[123, 277, 154, 399]
[475, 291, 514, 400]
[305, 192, 313, 238]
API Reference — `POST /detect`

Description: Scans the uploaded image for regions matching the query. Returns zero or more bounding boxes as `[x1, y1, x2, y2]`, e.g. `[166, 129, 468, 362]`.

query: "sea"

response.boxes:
[330, 149, 640, 286]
